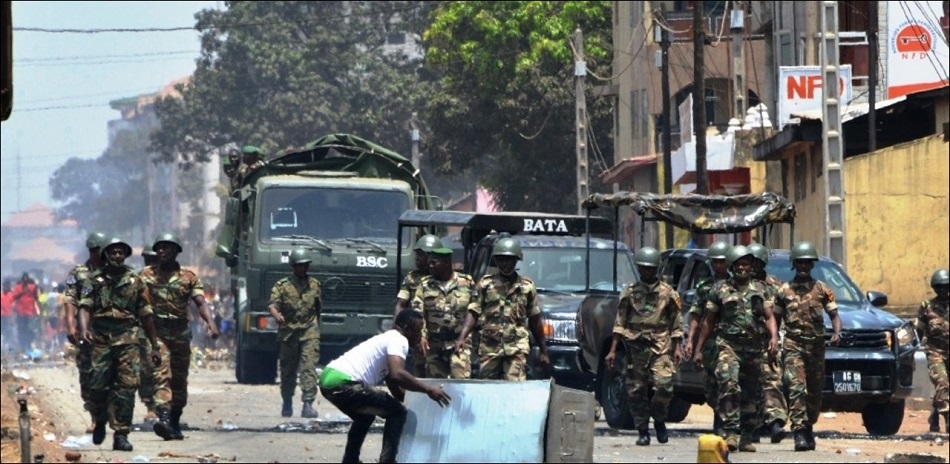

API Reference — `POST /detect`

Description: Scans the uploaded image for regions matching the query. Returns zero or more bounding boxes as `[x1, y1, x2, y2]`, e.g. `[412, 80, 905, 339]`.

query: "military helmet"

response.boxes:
[413, 234, 443, 253]
[790, 241, 819, 261]
[707, 241, 730, 260]
[101, 237, 132, 260]
[931, 268, 950, 287]
[85, 231, 108, 250]
[141, 241, 157, 257]
[290, 248, 311, 265]
[492, 237, 523, 260]
[152, 232, 183, 253]
[725, 245, 753, 268]
[242, 145, 264, 159]
[747, 243, 770, 264]
[634, 247, 661, 268]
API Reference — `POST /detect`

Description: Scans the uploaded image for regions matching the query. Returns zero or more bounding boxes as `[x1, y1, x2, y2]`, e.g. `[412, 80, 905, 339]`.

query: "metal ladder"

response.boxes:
[820, 0, 846, 269]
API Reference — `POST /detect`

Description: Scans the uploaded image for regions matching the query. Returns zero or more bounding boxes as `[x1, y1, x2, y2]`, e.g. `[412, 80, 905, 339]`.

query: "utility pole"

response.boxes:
[868, 0, 878, 152]
[409, 112, 420, 168]
[820, 0, 847, 268]
[693, 2, 708, 248]
[731, 1, 746, 119]
[573, 28, 589, 215]
[659, 14, 674, 249]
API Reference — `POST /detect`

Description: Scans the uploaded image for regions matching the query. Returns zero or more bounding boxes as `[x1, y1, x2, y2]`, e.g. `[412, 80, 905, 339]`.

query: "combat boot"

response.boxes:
[750, 426, 761, 443]
[169, 409, 185, 440]
[724, 432, 738, 451]
[301, 402, 318, 419]
[770, 419, 787, 444]
[635, 429, 651, 446]
[712, 413, 723, 437]
[943, 412, 949, 434]
[793, 429, 809, 451]
[92, 421, 107, 445]
[112, 433, 133, 451]
[738, 436, 756, 452]
[805, 424, 816, 450]
[281, 397, 293, 417]
[152, 410, 175, 441]
[654, 421, 669, 444]
[929, 408, 940, 433]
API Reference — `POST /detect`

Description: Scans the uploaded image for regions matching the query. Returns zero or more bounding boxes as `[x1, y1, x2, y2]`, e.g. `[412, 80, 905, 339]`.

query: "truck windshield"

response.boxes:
[521, 248, 638, 292]
[766, 258, 864, 304]
[259, 187, 411, 243]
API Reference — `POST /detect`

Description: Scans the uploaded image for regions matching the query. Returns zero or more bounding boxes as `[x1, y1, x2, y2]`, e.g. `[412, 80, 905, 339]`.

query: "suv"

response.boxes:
[397, 210, 638, 389]
[662, 248, 919, 436]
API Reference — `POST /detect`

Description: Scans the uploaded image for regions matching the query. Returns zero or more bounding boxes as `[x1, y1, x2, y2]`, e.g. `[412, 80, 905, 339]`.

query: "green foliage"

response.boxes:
[422, 1, 614, 212]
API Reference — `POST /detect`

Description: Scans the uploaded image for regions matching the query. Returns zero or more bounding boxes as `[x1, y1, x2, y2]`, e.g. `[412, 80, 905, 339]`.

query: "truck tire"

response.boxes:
[666, 396, 692, 423]
[599, 351, 635, 430]
[862, 400, 904, 435]
[236, 349, 277, 385]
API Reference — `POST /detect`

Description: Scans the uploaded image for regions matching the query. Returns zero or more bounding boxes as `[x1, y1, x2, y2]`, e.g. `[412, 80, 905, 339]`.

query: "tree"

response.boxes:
[422, 1, 614, 212]
[150, 1, 438, 163]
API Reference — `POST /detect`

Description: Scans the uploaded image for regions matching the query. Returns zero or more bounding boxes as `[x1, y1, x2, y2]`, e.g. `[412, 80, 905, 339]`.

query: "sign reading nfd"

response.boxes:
[777, 65, 853, 129]
[886, 1, 949, 99]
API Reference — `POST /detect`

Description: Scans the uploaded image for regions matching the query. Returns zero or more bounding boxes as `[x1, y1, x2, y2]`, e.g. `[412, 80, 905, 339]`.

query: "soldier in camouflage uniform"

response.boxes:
[605, 247, 683, 446]
[772, 241, 841, 451]
[138, 242, 159, 422]
[748, 243, 788, 444]
[693, 245, 779, 453]
[268, 248, 322, 418]
[63, 231, 107, 433]
[223, 149, 240, 192]
[684, 241, 730, 436]
[917, 268, 949, 433]
[455, 236, 550, 381]
[237, 145, 266, 185]
[412, 247, 474, 379]
[395, 234, 442, 377]
[78, 238, 160, 452]
[141, 232, 219, 441]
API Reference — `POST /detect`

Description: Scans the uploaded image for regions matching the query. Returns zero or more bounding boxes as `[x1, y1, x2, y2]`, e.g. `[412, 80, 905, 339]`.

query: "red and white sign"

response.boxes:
[886, 1, 950, 99]
[777, 66, 853, 129]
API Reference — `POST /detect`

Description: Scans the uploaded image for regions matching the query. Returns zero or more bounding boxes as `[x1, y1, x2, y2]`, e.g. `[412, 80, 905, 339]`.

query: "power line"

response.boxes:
[15, 50, 197, 63]
[16, 55, 197, 68]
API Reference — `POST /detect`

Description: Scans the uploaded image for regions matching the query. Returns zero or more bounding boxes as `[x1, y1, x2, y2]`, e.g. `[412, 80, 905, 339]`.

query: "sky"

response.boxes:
[0, 1, 221, 224]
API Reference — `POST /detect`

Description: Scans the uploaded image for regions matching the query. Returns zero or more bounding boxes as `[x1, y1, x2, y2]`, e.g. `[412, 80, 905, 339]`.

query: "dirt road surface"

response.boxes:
[3, 358, 948, 463]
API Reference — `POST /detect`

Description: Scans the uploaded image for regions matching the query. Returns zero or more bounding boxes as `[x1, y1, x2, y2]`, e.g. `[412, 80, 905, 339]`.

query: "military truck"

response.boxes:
[396, 210, 638, 388]
[216, 134, 434, 384]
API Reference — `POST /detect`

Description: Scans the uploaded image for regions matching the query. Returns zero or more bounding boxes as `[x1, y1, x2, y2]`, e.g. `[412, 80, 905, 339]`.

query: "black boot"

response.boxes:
[805, 424, 816, 450]
[301, 402, 318, 419]
[92, 421, 107, 445]
[770, 420, 787, 444]
[713, 413, 723, 437]
[152, 410, 175, 441]
[655, 421, 669, 444]
[929, 408, 940, 433]
[112, 433, 133, 452]
[793, 429, 809, 451]
[281, 397, 292, 417]
[944, 412, 949, 433]
[750, 426, 762, 443]
[636, 429, 651, 446]
[170, 409, 185, 440]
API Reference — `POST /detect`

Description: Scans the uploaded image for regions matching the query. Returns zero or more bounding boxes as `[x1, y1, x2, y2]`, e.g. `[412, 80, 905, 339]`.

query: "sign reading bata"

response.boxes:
[777, 65, 853, 129]
[886, 1, 949, 99]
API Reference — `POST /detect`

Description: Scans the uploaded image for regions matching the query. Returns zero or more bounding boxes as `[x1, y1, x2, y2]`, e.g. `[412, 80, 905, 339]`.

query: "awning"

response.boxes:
[599, 154, 656, 185]
[789, 95, 907, 124]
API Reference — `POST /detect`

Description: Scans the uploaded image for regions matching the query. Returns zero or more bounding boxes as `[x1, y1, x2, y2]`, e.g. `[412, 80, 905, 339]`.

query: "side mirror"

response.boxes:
[867, 291, 888, 307]
[682, 289, 699, 309]
[215, 244, 231, 259]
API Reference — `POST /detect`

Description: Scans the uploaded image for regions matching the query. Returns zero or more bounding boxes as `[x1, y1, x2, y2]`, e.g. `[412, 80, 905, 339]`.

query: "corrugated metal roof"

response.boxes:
[791, 95, 907, 123]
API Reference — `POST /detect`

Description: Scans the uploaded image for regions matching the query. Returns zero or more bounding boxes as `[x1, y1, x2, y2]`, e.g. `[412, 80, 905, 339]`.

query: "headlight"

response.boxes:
[254, 315, 278, 331]
[542, 318, 577, 342]
[895, 323, 917, 352]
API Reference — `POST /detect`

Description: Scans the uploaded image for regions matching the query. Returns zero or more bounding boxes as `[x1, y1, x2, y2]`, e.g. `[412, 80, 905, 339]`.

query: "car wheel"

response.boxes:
[666, 396, 692, 423]
[862, 400, 904, 435]
[599, 351, 635, 430]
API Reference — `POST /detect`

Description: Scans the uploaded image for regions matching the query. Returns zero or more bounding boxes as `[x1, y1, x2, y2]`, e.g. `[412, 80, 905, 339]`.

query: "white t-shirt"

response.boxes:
[326, 330, 409, 386]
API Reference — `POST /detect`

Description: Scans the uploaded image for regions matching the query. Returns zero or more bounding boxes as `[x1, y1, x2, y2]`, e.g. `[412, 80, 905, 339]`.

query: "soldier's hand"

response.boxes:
[419, 338, 429, 356]
[207, 324, 220, 340]
[673, 345, 684, 365]
[80, 329, 94, 345]
[538, 352, 551, 371]
[273, 312, 285, 326]
[829, 332, 841, 346]
[67, 330, 79, 346]
[692, 352, 703, 371]
[453, 338, 464, 355]
[683, 341, 693, 361]
[604, 351, 617, 370]
[151, 350, 161, 366]
[427, 384, 452, 408]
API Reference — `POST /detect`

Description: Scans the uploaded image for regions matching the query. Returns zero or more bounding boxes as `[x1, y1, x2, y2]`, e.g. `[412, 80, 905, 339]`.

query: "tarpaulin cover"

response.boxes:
[583, 191, 796, 233]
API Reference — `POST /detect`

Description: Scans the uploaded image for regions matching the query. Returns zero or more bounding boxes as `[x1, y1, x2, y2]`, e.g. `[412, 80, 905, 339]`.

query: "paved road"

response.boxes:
[17, 361, 949, 463]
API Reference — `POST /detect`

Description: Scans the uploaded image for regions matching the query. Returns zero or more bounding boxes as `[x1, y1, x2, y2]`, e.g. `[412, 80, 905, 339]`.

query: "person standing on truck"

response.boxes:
[238, 145, 266, 183]
[412, 247, 475, 379]
[267, 248, 322, 419]
[454, 237, 551, 381]
[78, 238, 161, 452]
[917, 268, 949, 433]
[604, 246, 683, 446]
[747, 243, 788, 444]
[685, 241, 731, 436]
[141, 233, 219, 441]
[692, 245, 779, 453]
[319, 309, 451, 464]
[138, 241, 159, 423]
[395, 234, 443, 376]
[63, 231, 107, 433]
[772, 241, 841, 452]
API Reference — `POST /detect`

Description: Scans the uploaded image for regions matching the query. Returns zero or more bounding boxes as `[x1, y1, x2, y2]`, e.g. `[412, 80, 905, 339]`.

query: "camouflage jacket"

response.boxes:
[756, 274, 785, 338]
[268, 275, 321, 331]
[917, 298, 948, 352]
[79, 266, 152, 344]
[613, 280, 683, 355]
[397, 270, 427, 302]
[706, 278, 771, 345]
[63, 261, 99, 307]
[469, 272, 540, 356]
[773, 278, 838, 341]
[139, 264, 204, 321]
[687, 276, 725, 319]
[412, 272, 475, 349]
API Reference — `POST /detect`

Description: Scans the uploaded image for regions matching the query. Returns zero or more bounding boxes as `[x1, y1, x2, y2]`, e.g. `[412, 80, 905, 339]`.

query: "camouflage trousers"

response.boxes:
[715, 336, 764, 436]
[478, 351, 527, 381]
[278, 325, 320, 403]
[88, 341, 140, 435]
[701, 338, 719, 411]
[624, 341, 675, 430]
[137, 333, 155, 410]
[783, 337, 824, 431]
[153, 325, 192, 414]
[77, 341, 93, 412]
[926, 348, 949, 413]
[425, 340, 471, 379]
[761, 348, 788, 426]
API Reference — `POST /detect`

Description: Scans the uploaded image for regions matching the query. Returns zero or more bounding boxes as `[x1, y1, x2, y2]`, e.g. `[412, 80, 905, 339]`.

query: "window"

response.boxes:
[632, 90, 640, 138]
[642, 90, 650, 136]
[812, 149, 822, 192]
[779, 32, 795, 66]
[794, 152, 807, 201]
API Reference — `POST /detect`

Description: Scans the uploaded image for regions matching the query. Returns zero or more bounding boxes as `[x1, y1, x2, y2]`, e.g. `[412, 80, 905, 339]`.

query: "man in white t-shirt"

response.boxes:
[320, 309, 451, 463]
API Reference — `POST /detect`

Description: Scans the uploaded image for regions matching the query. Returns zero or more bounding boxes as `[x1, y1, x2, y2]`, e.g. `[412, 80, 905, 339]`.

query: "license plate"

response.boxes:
[833, 371, 862, 393]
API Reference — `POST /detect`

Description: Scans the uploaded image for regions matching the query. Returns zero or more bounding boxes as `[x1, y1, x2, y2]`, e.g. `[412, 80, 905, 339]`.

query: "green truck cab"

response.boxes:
[217, 134, 433, 384]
